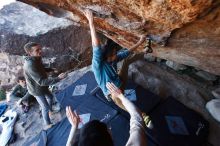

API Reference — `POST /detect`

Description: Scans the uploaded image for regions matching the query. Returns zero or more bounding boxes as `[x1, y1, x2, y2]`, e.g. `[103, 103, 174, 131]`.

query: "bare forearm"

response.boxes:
[88, 20, 99, 47]
[128, 37, 145, 52]
[118, 94, 141, 116]
[66, 126, 77, 146]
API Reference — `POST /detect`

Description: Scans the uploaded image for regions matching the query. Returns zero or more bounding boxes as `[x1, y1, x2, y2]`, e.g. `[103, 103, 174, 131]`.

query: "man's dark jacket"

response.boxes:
[23, 56, 59, 96]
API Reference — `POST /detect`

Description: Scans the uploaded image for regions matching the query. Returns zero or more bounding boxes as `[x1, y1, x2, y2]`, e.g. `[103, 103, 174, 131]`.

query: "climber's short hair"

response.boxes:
[16, 76, 25, 83]
[24, 42, 40, 54]
[104, 39, 120, 59]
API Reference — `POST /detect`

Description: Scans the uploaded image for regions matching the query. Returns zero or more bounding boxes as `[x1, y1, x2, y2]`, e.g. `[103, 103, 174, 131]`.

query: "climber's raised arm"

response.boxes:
[106, 82, 147, 146]
[84, 9, 99, 47]
[128, 35, 145, 52]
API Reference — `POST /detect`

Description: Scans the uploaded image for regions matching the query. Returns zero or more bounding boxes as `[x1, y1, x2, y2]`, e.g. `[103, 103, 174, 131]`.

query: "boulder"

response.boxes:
[18, 0, 220, 75]
[212, 88, 220, 99]
[144, 54, 156, 62]
[0, 2, 92, 87]
[0, 2, 91, 56]
[196, 71, 217, 81]
[166, 60, 187, 71]
[156, 58, 162, 63]
[206, 99, 220, 122]
[129, 60, 212, 110]
[0, 53, 23, 89]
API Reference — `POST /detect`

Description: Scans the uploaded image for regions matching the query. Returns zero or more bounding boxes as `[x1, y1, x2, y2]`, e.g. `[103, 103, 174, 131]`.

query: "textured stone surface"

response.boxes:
[0, 2, 71, 36]
[206, 99, 220, 122]
[18, 0, 220, 75]
[18, 0, 213, 44]
[212, 88, 220, 99]
[196, 70, 217, 81]
[166, 60, 187, 71]
[0, 2, 91, 56]
[129, 60, 212, 103]
[0, 2, 92, 87]
[153, 5, 220, 75]
[0, 53, 23, 89]
[144, 54, 156, 62]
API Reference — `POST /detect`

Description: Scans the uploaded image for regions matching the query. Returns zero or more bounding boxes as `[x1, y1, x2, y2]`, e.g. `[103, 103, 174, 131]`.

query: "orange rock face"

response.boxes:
[19, 0, 220, 75]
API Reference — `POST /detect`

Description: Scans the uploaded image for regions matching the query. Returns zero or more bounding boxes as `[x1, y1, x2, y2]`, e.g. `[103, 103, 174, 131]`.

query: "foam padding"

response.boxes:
[147, 97, 209, 146]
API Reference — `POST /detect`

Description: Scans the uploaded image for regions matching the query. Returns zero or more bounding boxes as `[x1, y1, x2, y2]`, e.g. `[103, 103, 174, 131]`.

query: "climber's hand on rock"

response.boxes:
[139, 35, 146, 43]
[83, 9, 93, 22]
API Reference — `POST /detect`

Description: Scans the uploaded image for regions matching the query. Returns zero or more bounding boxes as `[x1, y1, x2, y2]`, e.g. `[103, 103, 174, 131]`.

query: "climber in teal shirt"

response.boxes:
[84, 9, 151, 108]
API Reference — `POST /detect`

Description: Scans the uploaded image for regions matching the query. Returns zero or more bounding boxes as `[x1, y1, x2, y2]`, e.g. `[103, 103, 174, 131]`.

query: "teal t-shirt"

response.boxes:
[92, 46, 125, 96]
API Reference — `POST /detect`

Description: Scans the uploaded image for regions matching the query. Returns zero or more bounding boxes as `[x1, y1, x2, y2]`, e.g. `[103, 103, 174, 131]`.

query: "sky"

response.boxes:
[0, 0, 15, 9]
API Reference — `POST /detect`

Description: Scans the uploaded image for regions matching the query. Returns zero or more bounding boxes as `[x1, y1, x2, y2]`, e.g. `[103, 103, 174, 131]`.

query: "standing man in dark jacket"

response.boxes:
[23, 42, 66, 129]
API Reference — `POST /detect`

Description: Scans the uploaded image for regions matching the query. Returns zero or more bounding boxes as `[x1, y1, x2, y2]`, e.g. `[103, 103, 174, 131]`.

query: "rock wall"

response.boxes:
[0, 53, 23, 89]
[0, 2, 91, 56]
[0, 2, 92, 88]
[0, 25, 91, 56]
[19, 0, 220, 75]
[154, 6, 220, 75]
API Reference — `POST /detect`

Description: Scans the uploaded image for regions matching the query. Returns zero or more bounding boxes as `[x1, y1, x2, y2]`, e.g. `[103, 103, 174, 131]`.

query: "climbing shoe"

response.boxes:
[142, 112, 153, 128]
[144, 37, 153, 53]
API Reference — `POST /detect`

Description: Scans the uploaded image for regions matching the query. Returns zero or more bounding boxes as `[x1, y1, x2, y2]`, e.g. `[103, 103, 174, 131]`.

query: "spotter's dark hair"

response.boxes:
[77, 120, 114, 146]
